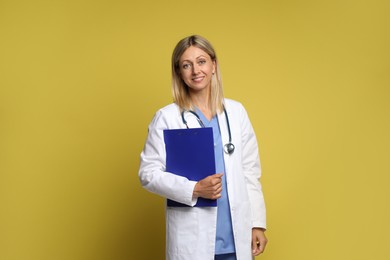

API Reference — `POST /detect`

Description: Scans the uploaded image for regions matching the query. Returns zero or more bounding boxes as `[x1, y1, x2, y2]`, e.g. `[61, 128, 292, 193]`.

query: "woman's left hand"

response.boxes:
[252, 228, 268, 256]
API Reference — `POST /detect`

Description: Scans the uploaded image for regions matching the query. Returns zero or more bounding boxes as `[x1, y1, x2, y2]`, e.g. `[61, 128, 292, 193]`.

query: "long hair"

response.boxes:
[171, 35, 224, 115]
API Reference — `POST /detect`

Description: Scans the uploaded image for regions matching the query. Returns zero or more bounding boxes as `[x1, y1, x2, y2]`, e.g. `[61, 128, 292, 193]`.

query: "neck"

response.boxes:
[190, 89, 208, 105]
[190, 94, 212, 120]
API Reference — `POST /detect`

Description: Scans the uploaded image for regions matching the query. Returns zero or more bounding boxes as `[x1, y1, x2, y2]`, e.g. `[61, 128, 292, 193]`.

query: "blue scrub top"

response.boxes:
[196, 108, 236, 255]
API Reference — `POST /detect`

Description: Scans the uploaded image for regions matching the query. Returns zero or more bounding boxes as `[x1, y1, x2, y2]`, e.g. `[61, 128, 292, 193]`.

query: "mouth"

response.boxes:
[192, 76, 204, 83]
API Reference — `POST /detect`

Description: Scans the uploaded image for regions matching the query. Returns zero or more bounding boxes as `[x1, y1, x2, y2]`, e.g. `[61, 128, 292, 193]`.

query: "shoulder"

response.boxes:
[154, 103, 180, 118]
[158, 103, 179, 113]
[149, 103, 181, 127]
[223, 98, 253, 127]
[224, 98, 246, 113]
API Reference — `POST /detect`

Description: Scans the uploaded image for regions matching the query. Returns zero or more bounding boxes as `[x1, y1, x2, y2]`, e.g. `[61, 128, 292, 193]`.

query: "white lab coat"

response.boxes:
[139, 99, 266, 260]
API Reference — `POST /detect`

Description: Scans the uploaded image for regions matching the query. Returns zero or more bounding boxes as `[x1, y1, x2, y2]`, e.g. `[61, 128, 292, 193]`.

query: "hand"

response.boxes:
[193, 173, 223, 200]
[252, 228, 268, 256]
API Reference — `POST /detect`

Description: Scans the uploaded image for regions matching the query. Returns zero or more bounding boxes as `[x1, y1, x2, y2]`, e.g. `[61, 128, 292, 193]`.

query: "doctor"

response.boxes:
[139, 35, 267, 260]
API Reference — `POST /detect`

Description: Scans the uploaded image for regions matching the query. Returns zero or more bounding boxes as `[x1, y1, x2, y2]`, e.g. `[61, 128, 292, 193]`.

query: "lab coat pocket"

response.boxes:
[167, 207, 199, 255]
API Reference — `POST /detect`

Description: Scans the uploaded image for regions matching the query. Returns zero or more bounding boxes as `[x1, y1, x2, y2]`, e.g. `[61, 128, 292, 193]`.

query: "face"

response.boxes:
[179, 46, 216, 94]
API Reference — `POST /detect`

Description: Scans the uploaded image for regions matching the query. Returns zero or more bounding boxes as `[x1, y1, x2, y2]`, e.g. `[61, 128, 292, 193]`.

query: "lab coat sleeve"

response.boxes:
[138, 109, 198, 207]
[239, 104, 267, 229]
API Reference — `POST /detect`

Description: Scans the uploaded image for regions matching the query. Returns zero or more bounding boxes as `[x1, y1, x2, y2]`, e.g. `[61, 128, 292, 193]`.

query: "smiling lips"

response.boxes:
[192, 76, 205, 82]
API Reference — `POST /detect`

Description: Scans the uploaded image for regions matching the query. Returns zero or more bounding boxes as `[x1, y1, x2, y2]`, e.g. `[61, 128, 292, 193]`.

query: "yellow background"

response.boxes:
[1, 0, 389, 259]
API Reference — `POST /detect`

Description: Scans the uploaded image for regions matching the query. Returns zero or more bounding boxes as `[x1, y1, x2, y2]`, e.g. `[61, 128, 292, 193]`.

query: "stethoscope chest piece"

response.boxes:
[224, 142, 235, 155]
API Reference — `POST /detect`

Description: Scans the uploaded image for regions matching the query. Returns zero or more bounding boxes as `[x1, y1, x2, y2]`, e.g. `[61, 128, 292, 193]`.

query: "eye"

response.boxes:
[198, 59, 206, 65]
[182, 63, 191, 70]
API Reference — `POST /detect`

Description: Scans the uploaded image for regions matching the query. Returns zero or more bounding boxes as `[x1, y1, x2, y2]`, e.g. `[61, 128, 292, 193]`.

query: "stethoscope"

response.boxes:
[181, 108, 235, 155]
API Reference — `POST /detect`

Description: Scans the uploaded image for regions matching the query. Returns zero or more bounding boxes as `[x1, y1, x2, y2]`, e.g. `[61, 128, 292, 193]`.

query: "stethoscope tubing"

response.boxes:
[181, 107, 235, 155]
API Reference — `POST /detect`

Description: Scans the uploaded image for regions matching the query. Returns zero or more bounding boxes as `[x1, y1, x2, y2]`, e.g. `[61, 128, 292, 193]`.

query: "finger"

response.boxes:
[258, 244, 265, 254]
[210, 179, 219, 185]
[211, 177, 222, 185]
[214, 187, 222, 197]
[214, 193, 222, 199]
[214, 182, 222, 189]
[252, 239, 259, 256]
[214, 173, 224, 178]
[258, 238, 267, 254]
[213, 181, 222, 191]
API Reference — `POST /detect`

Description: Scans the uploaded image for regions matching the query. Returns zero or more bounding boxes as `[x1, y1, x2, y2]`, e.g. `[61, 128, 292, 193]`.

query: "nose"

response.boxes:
[192, 64, 200, 74]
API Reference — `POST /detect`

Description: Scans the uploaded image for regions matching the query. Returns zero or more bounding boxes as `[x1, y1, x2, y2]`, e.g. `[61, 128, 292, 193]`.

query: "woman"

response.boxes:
[139, 35, 267, 260]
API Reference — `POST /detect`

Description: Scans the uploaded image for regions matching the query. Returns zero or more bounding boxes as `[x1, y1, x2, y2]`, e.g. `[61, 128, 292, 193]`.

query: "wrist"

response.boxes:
[192, 182, 200, 198]
[253, 227, 266, 232]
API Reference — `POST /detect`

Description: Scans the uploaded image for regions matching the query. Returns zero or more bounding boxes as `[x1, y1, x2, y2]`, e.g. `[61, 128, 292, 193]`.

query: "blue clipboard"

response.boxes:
[163, 127, 217, 207]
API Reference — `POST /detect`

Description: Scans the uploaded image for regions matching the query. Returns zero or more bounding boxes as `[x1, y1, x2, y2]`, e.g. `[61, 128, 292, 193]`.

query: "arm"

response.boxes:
[138, 110, 198, 206]
[239, 104, 267, 228]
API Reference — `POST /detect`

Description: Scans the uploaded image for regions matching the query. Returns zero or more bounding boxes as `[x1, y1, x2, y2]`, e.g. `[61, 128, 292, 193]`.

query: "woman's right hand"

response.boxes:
[193, 173, 223, 200]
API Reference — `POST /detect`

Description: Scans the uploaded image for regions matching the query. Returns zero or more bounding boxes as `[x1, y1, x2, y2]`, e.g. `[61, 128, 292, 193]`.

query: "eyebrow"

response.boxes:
[181, 55, 207, 63]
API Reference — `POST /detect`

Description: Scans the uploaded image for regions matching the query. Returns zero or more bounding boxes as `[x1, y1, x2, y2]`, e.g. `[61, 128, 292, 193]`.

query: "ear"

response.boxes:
[212, 60, 216, 74]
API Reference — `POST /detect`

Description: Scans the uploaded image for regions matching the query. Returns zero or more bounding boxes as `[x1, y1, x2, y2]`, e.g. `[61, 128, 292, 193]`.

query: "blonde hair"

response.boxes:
[171, 35, 224, 115]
